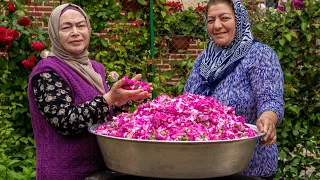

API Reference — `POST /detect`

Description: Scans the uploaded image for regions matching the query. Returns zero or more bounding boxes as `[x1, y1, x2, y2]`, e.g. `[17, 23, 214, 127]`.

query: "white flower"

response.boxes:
[108, 71, 119, 82]
[58, 109, 65, 115]
[52, 117, 59, 125]
[258, 3, 266, 10]
[40, 50, 49, 59]
[47, 85, 55, 91]
[55, 82, 63, 88]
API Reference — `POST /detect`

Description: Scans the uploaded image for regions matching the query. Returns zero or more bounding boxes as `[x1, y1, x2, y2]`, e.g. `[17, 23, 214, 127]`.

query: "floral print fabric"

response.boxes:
[184, 42, 284, 177]
[32, 71, 122, 135]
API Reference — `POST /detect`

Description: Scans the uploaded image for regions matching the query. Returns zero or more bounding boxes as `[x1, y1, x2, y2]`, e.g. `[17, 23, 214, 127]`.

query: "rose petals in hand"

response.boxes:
[121, 76, 152, 92]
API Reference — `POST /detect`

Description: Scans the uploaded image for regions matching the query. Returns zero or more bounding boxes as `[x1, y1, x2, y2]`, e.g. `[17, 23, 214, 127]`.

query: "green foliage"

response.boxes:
[80, 0, 122, 32]
[250, 0, 320, 178]
[0, 0, 48, 179]
[0, 0, 318, 179]
[74, 0, 153, 80]
[166, 7, 203, 37]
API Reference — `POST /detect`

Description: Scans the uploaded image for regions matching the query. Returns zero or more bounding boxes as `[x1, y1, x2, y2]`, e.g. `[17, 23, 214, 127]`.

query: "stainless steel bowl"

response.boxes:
[89, 123, 264, 179]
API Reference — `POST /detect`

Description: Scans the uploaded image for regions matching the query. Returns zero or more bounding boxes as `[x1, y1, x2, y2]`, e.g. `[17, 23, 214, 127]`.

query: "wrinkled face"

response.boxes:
[59, 10, 89, 54]
[207, 3, 236, 46]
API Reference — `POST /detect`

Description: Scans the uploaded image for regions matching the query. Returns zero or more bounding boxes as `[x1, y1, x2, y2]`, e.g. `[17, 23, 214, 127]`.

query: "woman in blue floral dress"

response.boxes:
[184, 0, 284, 179]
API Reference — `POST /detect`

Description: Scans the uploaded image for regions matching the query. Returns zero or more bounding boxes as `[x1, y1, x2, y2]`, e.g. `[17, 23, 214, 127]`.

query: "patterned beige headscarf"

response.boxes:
[48, 3, 105, 94]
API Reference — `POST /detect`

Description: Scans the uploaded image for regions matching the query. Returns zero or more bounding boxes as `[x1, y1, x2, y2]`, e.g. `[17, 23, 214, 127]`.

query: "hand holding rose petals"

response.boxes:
[103, 74, 151, 107]
[121, 76, 152, 92]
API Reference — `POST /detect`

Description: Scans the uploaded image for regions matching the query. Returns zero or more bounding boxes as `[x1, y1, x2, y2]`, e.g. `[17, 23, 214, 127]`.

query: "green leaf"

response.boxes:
[290, 31, 298, 39]
[138, 0, 147, 5]
[281, 131, 288, 138]
[306, 34, 312, 42]
[100, 38, 109, 48]
[295, 10, 302, 16]
[279, 151, 287, 159]
[127, 12, 134, 19]
[21, 30, 30, 36]
[161, 11, 166, 18]
[301, 21, 307, 31]
[19, 137, 29, 144]
[8, 170, 24, 179]
[285, 6, 291, 12]
[8, 160, 20, 167]
[14, 10, 25, 17]
[291, 158, 300, 166]
[0, 164, 6, 171]
[306, 141, 313, 150]
[279, 38, 286, 46]
[299, 128, 307, 134]
[276, 50, 283, 59]
[293, 130, 299, 136]
[256, 24, 264, 31]
[284, 34, 292, 42]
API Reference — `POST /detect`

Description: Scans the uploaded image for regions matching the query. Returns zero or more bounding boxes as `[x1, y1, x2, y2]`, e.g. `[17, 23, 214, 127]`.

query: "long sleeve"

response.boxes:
[246, 44, 284, 126]
[184, 51, 205, 94]
[32, 71, 111, 135]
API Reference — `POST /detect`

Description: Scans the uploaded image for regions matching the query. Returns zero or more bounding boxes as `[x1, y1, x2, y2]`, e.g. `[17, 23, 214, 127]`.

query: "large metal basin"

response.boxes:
[89, 123, 264, 179]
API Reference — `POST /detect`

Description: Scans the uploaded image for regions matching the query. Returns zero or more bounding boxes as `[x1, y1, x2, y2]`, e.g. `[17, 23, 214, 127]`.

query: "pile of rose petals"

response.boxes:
[96, 93, 256, 141]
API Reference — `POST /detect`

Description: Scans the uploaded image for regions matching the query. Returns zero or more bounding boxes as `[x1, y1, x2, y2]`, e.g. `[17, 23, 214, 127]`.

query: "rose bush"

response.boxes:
[0, 0, 48, 179]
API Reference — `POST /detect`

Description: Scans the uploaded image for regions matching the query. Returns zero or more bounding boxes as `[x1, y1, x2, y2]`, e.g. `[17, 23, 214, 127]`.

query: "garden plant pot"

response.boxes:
[168, 35, 191, 53]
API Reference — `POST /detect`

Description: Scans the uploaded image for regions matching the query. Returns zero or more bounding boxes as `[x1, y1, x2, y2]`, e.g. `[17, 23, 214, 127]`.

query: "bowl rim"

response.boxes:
[88, 123, 265, 144]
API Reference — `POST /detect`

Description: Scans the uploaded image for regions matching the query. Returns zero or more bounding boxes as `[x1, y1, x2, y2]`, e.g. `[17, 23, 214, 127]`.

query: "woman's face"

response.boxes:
[207, 3, 236, 46]
[59, 10, 89, 54]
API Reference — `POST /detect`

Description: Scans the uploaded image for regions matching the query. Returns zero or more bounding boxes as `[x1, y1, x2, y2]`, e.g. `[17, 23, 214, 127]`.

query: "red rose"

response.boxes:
[0, 36, 13, 46]
[0, 26, 6, 38]
[29, 55, 37, 63]
[195, 4, 206, 12]
[7, 29, 20, 40]
[21, 55, 37, 69]
[31, 41, 45, 52]
[18, 17, 31, 27]
[8, 2, 16, 13]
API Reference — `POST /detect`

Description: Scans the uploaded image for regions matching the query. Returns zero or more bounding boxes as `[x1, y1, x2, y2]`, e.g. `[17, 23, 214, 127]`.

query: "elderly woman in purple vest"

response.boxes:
[27, 4, 151, 180]
[184, 0, 284, 179]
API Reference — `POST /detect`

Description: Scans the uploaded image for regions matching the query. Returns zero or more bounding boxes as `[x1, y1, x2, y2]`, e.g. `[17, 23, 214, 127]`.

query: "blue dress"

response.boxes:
[184, 42, 284, 177]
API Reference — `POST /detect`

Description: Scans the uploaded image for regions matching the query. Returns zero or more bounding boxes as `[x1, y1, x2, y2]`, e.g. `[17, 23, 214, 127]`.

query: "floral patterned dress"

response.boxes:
[32, 71, 129, 135]
[184, 42, 284, 177]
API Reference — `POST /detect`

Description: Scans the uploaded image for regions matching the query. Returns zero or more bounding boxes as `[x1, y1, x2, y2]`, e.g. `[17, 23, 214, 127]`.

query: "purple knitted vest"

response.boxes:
[27, 57, 112, 180]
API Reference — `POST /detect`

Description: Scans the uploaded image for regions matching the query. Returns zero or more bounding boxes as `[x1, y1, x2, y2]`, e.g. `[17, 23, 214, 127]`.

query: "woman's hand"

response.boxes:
[129, 74, 153, 103]
[103, 74, 151, 106]
[256, 111, 278, 147]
